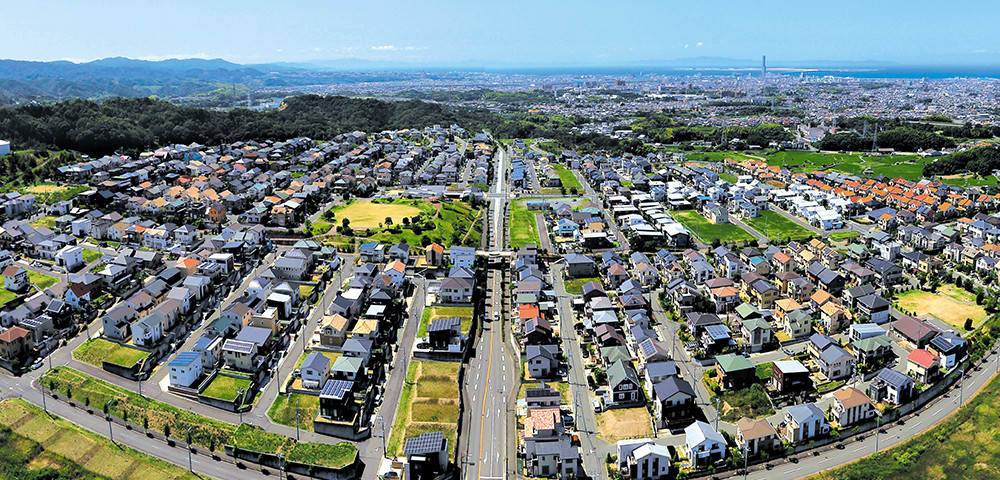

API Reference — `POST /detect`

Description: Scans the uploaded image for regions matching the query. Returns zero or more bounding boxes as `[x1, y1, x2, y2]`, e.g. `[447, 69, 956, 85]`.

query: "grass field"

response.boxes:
[719, 172, 738, 183]
[940, 173, 1000, 187]
[268, 393, 321, 431]
[564, 276, 600, 295]
[419, 306, 474, 337]
[73, 338, 149, 367]
[517, 381, 572, 404]
[553, 164, 583, 189]
[670, 209, 756, 245]
[896, 285, 987, 330]
[310, 221, 333, 236]
[764, 151, 931, 181]
[596, 407, 653, 442]
[829, 231, 861, 242]
[387, 361, 460, 460]
[81, 249, 102, 263]
[29, 216, 57, 229]
[42, 367, 357, 468]
[200, 374, 252, 401]
[0, 398, 202, 480]
[717, 384, 775, 422]
[745, 210, 814, 243]
[0, 289, 17, 308]
[336, 200, 422, 230]
[810, 369, 1000, 480]
[28, 271, 58, 290]
[511, 199, 542, 249]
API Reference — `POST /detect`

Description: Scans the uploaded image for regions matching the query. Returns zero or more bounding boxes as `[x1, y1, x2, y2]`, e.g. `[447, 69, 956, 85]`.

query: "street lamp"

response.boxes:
[295, 397, 300, 441]
[875, 412, 882, 453]
[278, 453, 285, 480]
[104, 400, 114, 443]
[237, 388, 244, 423]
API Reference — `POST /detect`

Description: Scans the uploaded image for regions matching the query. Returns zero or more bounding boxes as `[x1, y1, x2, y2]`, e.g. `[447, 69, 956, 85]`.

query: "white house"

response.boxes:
[168, 351, 203, 388]
[624, 443, 671, 480]
[684, 421, 726, 467]
[55, 245, 85, 271]
[449, 246, 476, 269]
[300, 352, 331, 389]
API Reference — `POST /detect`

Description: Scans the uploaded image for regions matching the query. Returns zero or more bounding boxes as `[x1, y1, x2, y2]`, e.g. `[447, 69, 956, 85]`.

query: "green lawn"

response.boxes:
[201, 374, 252, 401]
[420, 306, 474, 336]
[564, 276, 600, 295]
[939, 173, 1000, 187]
[310, 221, 333, 236]
[0, 290, 17, 308]
[0, 399, 202, 480]
[553, 164, 583, 189]
[744, 210, 814, 243]
[330, 199, 483, 248]
[719, 172, 738, 183]
[764, 151, 931, 180]
[670, 209, 756, 245]
[27, 271, 57, 290]
[829, 231, 861, 242]
[81, 249, 102, 263]
[511, 199, 541, 249]
[42, 367, 357, 469]
[517, 381, 572, 404]
[73, 338, 149, 368]
[268, 393, 320, 431]
[811, 370, 1000, 480]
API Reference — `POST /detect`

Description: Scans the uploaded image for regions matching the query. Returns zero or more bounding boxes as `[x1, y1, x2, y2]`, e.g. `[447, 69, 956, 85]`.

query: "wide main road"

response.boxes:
[463, 143, 517, 480]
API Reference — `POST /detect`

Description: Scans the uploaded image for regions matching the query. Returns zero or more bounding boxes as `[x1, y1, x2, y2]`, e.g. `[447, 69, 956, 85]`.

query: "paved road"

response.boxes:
[728, 215, 771, 245]
[463, 143, 518, 480]
[552, 263, 610, 479]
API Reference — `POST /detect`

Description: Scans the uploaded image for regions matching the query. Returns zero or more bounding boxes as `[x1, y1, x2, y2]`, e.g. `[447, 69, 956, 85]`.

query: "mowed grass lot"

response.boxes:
[511, 199, 541, 249]
[596, 407, 653, 442]
[81, 248, 102, 263]
[896, 285, 987, 329]
[564, 277, 600, 295]
[0, 289, 18, 309]
[336, 200, 423, 230]
[73, 338, 149, 367]
[268, 393, 321, 431]
[553, 164, 583, 189]
[745, 210, 814, 243]
[766, 151, 931, 181]
[940, 173, 999, 187]
[387, 361, 460, 460]
[0, 399, 202, 480]
[200, 374, 252, 402]
[811, 371, 1000, 480]
[670, 210, 756, 245]
[42, 367, 357, 468]
[28, 271, 58, 290]
[420, 306, 474, 336]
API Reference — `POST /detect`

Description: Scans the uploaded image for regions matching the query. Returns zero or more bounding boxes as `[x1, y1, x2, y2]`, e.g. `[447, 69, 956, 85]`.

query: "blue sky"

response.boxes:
[5, 0, 999, 66]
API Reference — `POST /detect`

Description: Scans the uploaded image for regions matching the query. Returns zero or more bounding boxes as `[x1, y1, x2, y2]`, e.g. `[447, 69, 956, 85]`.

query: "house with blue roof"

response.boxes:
[168, 351, 202, 388]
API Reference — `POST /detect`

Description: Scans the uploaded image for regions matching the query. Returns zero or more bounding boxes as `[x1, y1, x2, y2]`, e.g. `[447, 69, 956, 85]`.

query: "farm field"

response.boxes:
[896, 284, 987, 329]
[670, 209, 756, 245]
[73, 338, 149, 368]
[0, 398, 202, 480]
[745, 210, 814, 243]
[387, 360, 460, 460]
[419, 306, 474, 336]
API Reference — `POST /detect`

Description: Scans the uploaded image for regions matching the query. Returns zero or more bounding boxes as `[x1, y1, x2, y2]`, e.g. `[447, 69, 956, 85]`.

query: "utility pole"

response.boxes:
[743, 443, 749, 480]
[41, 378, 47, 413]
[137, 375, 142, 397]
[278, 453, 285, 480]
[186, 427, 193, 471]
[105, 400, 114, 443]
[714, 396, 720, 431]
[295, 397, 300, 441]
[875, 414, 881, 453]
[378, 416, 387, 458]
[237, 388, 244, 423]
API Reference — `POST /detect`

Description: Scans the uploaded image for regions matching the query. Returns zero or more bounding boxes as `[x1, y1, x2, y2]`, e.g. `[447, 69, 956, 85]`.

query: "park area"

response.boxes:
[41, 367, 357, 468]
[388, 360, 460, 460]
[419, 306, 474, 337]
[765, 151, 932, 181]
[0, 399, 202, 480]
[73, 338, 149, 368]
[745, 210, 814, 243]
[596, 407, 653, 443]
[896, 284, 988, 330]
[324, 199, 483, 248]
[670, 210, 756, 245]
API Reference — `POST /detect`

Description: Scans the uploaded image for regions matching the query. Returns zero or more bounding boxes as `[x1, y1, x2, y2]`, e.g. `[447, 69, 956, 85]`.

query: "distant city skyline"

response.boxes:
[5, 0, 1000, 67]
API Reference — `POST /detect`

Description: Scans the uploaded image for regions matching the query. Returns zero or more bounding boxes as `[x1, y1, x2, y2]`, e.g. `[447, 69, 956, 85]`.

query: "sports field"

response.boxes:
[896, 284, 987, 329]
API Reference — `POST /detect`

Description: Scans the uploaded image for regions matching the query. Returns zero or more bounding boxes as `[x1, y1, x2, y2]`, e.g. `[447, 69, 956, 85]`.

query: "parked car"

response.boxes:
[593, 398, 604, 413]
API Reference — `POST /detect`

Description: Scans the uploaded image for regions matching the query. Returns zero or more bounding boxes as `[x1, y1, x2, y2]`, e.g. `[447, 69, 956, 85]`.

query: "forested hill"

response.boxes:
[0, 95, 499, 156]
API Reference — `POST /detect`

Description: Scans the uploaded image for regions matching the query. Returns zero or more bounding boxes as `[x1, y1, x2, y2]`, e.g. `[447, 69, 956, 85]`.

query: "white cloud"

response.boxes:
[403, 46, 427, 51]
[696, 42, 703, 48]
[372, 45, 396, 51]
[684, 44, 689, 49]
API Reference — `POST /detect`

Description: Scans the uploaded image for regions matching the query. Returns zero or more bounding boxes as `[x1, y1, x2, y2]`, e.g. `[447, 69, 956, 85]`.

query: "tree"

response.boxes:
[66, 387, 72, 400]
[965, 318, 974, 330]
[384, 216, 393, 226]
[402, 217, 410, 226]
[342, 218, 350, 230]
[143, 416, 149, 431]
[420, 235, 432, 247]
[209, 438, 216, 453]
[163, 424, 171, 438]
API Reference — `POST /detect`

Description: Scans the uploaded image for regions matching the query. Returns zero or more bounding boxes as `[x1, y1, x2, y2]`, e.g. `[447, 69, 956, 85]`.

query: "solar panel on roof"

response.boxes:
[223, 340, 255, 354]
[320, 380, 353, 400]
[427, 317, 461, 333]
[403, 431, 445, 455]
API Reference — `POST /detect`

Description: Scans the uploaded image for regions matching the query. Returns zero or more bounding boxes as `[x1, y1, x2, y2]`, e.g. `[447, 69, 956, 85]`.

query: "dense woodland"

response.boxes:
[923, 146, 1000, 177]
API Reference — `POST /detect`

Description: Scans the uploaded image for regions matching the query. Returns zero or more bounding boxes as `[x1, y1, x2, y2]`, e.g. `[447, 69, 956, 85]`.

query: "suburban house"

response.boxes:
[906, 348, 940, 383]
[605, 360, 643, 406]
[783, 403, 830, 443]
[736, 417, 778, 456]
[771, 360, 811, 394]
[715, 353, 756, 391]
[168, 351, 203, 388]
[870, 368, 915, 405]
[300, 352, 331, 389]
[527, 344, 560, 379]
[651, 375, 696, 430]
[684, 421, 726, 467]
[830, 387, 875, 427]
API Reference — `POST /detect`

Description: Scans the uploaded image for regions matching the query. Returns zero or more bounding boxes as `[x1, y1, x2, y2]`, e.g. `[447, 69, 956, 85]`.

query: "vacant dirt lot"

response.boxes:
[596, 406, 653, 442]
[897, 287, 987, 329]
[337, 201, 422, 230]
